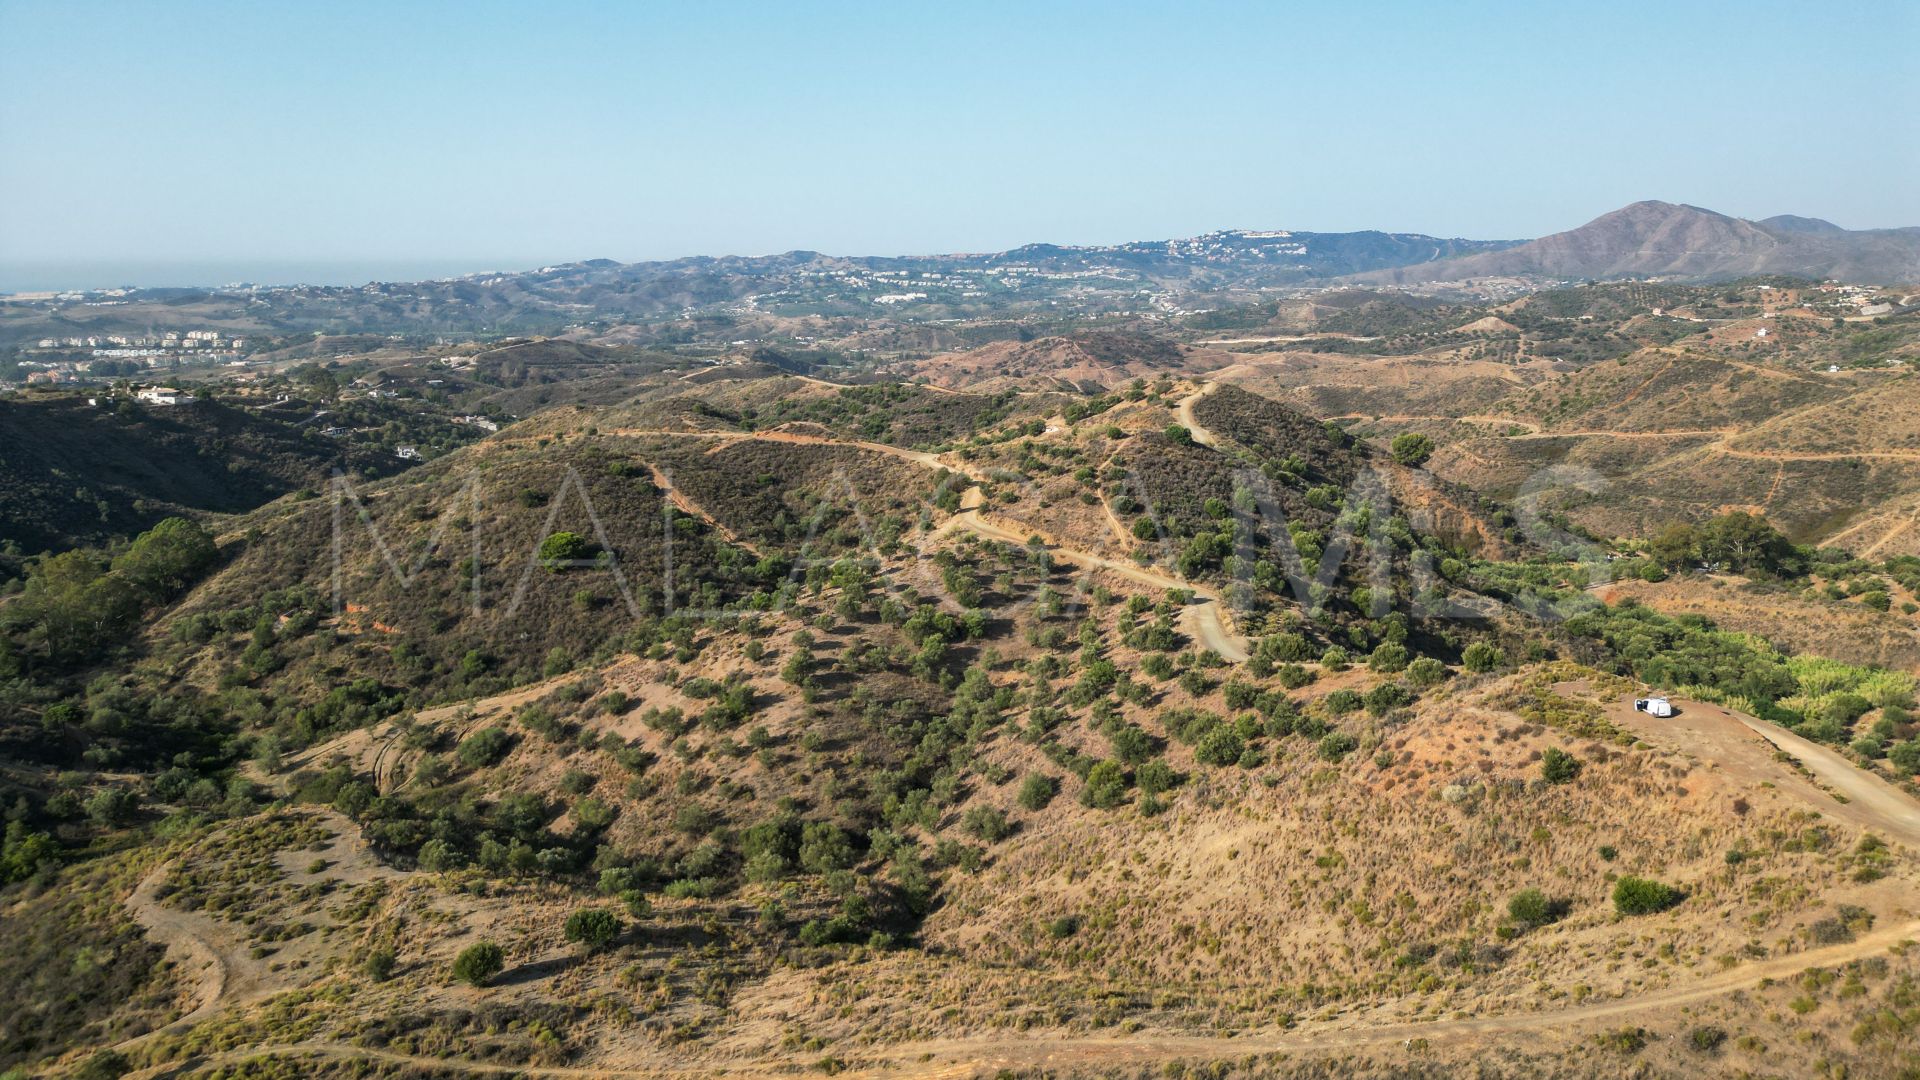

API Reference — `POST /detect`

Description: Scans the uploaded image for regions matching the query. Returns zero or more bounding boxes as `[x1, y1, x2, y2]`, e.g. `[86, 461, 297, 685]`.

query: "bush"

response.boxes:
[1541, 747, 1581, 784]
[1367, 643, 1409, 673]
[1507, 888, 1555, 929]
[1081, 761, 1128, 808]
[73, 1050, 131, 1080]
[456, 727, 513, 768]
[1017, 773, 1056, 811]
[1890, 739, 1920, 776]
[963, 805, 1012, 842]
[1193, 728, 1244, 767]
[1462, 642, 1504, 673]
[1688, 1026, 1726, 1054]
[563, 908, 622, 952]
[1406, 657, 1447, 687]
[1317, 731, 1358, 761]
[451, 941, 505, 986]
[538, 531, 594, 570]
[1612, 875, 1684, 915]
[364, 946, 397, 981]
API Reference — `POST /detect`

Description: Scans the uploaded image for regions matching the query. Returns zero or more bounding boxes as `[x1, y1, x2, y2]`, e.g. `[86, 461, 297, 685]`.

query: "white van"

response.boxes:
[1634, 696, 1674, 718]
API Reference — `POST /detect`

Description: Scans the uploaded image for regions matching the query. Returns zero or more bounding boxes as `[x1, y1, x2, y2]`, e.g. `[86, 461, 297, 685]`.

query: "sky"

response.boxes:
[1, 0, 1915, 289]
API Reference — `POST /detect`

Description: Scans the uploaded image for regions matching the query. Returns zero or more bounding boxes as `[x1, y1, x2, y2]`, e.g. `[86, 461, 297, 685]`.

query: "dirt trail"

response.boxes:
[1328, 413, 1541, 434]
[519, 425, 1247, 662]
[644, 461, 762, 556]
[124, 904, 1920, 1080]
[1173, 381, 1222, 447]
[118, 810, 381, 1059]
[938, 493, 1250, 662]
[117, 864, 229, 1044]
[1861, 502, 1920, 559]
[120, 701, 1920, 1077]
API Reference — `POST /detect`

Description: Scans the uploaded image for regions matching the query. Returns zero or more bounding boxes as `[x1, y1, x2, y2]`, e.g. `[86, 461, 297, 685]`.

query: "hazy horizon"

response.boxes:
[3, 198, 1911, 295]
[3, 1, 1913, 284]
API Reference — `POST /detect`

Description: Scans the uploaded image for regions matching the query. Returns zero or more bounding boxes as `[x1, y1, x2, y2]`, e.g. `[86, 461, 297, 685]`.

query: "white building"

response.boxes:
[136, 387, 196, 406]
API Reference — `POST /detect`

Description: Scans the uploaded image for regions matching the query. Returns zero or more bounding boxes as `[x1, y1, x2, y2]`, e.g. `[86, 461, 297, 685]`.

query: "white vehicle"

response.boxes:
[1634, 696, 1674, 718]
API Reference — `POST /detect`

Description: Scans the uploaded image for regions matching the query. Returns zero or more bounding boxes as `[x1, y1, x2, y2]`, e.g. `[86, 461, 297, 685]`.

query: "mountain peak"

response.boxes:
[1352, 200, 1917, 284]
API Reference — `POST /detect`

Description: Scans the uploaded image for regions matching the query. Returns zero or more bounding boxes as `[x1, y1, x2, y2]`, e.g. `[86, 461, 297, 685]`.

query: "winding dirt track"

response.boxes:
[119, 645, 1920, 1076]
[123, 399, 1920, 1078]
[536, 425, 1254, 662]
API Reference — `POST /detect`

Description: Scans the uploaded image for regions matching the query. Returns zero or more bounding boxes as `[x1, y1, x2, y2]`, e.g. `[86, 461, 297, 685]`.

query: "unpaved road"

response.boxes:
[121, 703, 1920, 1076]
[937, 494, 1250, 662]
[533, 425, 1253, 663]
[1173, 381, 1221, 447]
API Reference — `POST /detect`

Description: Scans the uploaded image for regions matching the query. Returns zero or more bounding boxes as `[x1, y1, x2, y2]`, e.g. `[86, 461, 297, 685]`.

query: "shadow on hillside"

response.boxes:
[494, 952, 582, 986]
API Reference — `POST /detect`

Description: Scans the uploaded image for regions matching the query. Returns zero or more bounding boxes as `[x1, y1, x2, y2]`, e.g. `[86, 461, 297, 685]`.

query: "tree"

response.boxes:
[452, 941, 505, 986]
[1612, 875, 1684, 915]
[563, 908, 622, 952]
[1646, 523, 1698, 570]
[1541, 747, 1582, 784]
[1390, 433, 1435, 467]
[1164, 424, 1193, 445]
[112, 517, 217, 598]
[1697, 512, 1800, 577]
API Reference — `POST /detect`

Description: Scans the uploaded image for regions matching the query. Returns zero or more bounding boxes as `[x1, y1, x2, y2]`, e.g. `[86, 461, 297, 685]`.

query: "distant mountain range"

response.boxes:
[1351, 201, 1920, 286]
[4, 202, 1913, 349]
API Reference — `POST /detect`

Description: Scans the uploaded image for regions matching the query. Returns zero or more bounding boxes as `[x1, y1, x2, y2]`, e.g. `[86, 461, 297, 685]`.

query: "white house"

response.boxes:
[136, 386, 195, 405]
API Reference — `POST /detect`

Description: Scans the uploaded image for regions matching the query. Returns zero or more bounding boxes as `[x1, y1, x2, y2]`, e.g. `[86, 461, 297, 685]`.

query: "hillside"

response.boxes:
[0, 394, 412, 555]
[1354, 201, 1920, 285]
[4, 362, 1920, 1080]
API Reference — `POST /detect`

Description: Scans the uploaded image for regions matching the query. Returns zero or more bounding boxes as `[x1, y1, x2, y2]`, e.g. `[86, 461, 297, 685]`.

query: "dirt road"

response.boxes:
[1173, 381, 1221, 447]
[937, 495, 1251, 662]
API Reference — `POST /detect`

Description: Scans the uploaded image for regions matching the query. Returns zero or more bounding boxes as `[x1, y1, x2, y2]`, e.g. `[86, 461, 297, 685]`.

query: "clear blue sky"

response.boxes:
[1, 0, 1914, 286]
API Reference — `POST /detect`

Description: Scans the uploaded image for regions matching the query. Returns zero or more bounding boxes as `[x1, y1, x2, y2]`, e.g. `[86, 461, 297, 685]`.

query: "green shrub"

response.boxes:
[364, 946, 397, 981]
[1541, 747, 1581, 784]
[456, 727, 513, 768]
[963, 805, 1012, 842]
[563, 908, 622, 952]
[1317, 731, 1358, 761]
[1612, 875, 1684, 915]
[1081, 761, 1128, 808]
[1406, 657, 1447, 687]
[1194, 728, 1244, 767]
[1688, 1026, 1727, 1053]
[1017, 773, 1056, 811]
[1507, 887, 1555, 929]
[1367, 643, 1409, 673]
[452, 941, 505, 986]
[1462, 642, 1504, 673]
